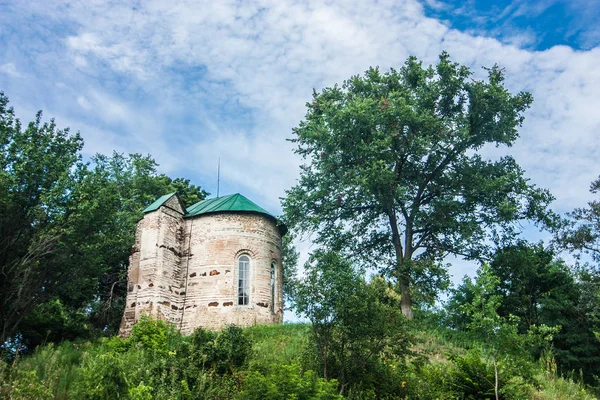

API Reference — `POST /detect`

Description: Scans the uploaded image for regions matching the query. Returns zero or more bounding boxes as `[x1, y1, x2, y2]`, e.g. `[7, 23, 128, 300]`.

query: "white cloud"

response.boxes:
[77, 95, 91, 110]
[0, 63, 23, 78]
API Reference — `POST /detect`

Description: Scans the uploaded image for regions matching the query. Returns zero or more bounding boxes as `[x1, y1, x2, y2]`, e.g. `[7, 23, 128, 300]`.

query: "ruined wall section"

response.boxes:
[180, 213, 283, 334]
[119, 197, 185, 337]
[119, 219, 145, 336]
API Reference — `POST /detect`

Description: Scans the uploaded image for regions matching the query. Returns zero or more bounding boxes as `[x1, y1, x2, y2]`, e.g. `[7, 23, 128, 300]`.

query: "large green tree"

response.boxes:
[0, 92, 208, 349]
[556, 176, 600, 380]
[489, 242, 576, 333]
[16, 153, 208, 345]
[283, 53, 555, 318]
[458, 263, 557, 400]
[281, 233, 299, 309]
[447, 243, 578, 335]
[0, 92, 83, 345]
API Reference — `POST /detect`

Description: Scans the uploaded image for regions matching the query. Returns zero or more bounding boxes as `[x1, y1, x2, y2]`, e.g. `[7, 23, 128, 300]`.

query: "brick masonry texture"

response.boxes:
[119, 198, 283, 337]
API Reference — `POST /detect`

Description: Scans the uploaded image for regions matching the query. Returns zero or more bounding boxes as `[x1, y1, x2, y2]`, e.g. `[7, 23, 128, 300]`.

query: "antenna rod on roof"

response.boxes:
[217, 157, 220, 198]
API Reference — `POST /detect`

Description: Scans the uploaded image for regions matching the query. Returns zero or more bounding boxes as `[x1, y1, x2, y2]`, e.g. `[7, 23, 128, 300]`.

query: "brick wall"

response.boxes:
[119, 203, 283, 337]
[179, 212, 283, 334]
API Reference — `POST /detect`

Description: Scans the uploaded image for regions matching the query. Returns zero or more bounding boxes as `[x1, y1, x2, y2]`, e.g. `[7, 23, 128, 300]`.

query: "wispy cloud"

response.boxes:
[0, 63, 23, 78]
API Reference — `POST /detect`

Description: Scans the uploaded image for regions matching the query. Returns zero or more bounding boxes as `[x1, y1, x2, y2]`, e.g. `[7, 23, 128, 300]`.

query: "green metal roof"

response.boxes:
[143, 192, 286, 235]
[185, 193, 272, 218]
[143, 192, 177, 213]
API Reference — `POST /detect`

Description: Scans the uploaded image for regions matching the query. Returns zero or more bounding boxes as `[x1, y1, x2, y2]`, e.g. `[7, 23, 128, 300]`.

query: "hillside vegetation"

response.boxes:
[0, 320, 595, 399]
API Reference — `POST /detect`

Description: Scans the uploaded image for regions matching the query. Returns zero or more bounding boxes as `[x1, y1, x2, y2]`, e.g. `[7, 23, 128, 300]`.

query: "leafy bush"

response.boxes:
[5, 369, 53, 400]
[127, 316, 172, 355]
[405, 361, 457, 400]
[188, 326, 252, 375]
[239, 364, 342, 400]
[449, 350, 497, 399]
[448, 349, 535, 400]
[72, 350, 131, 399]
[64, 320, 249, 399]
[295, 251, 414, 396]
[128, 382, 154, 400]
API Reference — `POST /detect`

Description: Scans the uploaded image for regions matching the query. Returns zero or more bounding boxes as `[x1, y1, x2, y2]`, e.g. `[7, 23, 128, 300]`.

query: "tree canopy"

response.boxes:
[0, 92, 208, 349]
[283, 52, 555, 318]
[447, 242, 600, 383]
[560, 175, 600, 262]
[0, 93, 83, 346]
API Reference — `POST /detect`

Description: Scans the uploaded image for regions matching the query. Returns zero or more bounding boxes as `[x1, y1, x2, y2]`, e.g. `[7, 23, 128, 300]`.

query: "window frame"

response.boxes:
[237, 254, 251, 306]
[270, 261, 276, 312]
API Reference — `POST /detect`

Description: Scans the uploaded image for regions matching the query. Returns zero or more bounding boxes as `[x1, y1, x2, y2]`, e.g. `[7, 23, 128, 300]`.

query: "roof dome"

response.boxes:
[143, 192, 286, 235]
[185, 193, 271, 217]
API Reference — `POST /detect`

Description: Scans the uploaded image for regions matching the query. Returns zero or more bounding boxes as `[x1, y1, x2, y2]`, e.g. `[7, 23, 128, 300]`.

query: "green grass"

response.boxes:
[533, 376, 596, 400]
[245, 323, 310, 366]
[412, 327, 469, 362]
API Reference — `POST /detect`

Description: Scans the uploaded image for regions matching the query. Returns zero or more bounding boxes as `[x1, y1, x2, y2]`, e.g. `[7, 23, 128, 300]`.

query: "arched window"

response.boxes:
[238, 255, 250, 305]
[270, 262, 276, 312]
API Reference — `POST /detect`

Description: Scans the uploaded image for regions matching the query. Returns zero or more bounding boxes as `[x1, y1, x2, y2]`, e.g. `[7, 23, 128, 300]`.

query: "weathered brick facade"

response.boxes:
[119, 194, 283, 337]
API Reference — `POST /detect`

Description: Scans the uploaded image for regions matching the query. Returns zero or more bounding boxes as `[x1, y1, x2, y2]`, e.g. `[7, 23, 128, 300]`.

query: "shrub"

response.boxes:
[295, 252, 414, 395]
[127, 316, 171, 355]
[238, 364, 342, 400]
[405, 361, 457, 400]
[449, 350, 496, 399]
[212, 326, 252, 374]
[128, 382, 154, 400]
[189, 326, 252, 375]
[447, 349, 534, 400]
[6, 369, 52, 400]
[72, 351, 128, 399]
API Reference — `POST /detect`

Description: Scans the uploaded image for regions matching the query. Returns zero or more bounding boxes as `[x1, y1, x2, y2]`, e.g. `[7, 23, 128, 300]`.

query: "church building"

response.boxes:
[119, 193, 285, 337]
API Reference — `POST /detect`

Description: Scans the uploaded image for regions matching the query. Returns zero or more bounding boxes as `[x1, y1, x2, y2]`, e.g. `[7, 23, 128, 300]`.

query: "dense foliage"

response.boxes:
[0, 320, 342, 399]
[0, 92, 207, 351]
[0, 320, 596, 399]
[295, 251, 414, 394]
[281, 233, 300, 309]
[447, 243, 600, 383]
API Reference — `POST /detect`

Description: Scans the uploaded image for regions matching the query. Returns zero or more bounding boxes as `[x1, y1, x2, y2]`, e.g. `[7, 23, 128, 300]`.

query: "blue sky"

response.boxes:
[1, 0, 599, 299]
[423, 0, 600, 50]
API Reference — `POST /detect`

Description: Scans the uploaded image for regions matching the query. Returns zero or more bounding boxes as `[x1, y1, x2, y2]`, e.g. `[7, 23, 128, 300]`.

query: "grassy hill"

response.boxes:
[0, 321, 596, 399]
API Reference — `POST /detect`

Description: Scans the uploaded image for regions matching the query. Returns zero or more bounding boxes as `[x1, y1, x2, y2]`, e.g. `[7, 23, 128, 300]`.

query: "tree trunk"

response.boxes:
[494, 357, 499, 400]
[387, 210, 413, 319]
[322, 329, 328, 380]
[399, 278, 413, 319]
